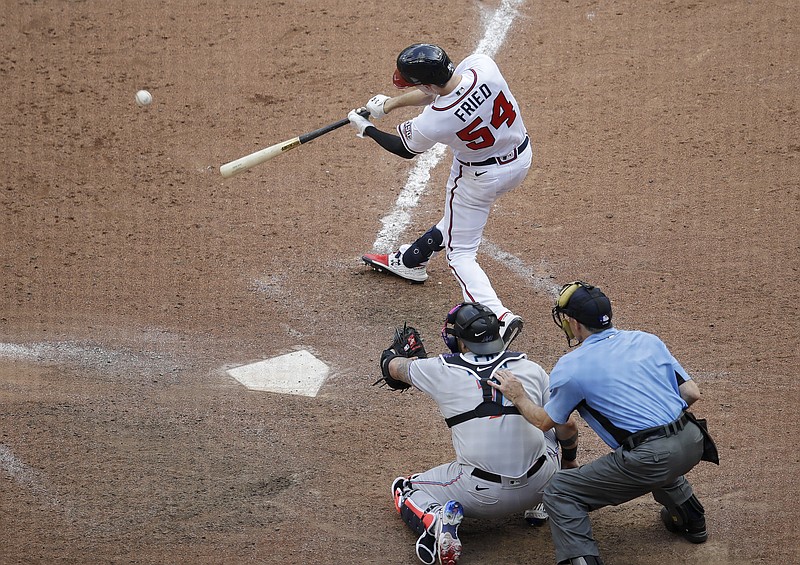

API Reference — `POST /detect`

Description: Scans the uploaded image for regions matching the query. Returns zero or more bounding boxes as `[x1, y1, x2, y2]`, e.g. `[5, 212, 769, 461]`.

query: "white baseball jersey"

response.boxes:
[395, 54, 532, 317]
[401, 350, 558, 519]
[397, 54, 528, 163]
[409, 351, 549, 478]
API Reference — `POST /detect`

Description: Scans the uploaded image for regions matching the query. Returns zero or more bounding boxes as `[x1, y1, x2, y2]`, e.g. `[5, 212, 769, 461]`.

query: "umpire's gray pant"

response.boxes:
[543, 423, 704, 562]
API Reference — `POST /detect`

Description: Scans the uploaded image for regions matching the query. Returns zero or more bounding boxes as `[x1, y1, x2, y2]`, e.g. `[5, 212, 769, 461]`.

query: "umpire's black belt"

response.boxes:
[457, 135, 529, 167]
[471, 453, 546, 483]
[622, 413, 690, 451]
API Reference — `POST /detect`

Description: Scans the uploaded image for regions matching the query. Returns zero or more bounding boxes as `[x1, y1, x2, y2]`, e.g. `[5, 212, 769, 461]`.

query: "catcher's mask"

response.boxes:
[442, 302, 504, 355]
[552, 281, 613, 346]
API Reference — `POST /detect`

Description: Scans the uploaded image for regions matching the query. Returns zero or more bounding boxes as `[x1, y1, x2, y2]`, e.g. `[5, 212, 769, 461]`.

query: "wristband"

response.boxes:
[558, 432, 579, 447]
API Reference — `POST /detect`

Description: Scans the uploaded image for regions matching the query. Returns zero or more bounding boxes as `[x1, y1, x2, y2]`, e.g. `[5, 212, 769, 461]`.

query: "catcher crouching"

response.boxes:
[376, 302, 580, 565]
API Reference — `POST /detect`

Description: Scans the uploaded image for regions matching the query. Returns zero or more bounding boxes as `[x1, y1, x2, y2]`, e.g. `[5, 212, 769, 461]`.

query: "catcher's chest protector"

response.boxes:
[441, 352, 526, 428]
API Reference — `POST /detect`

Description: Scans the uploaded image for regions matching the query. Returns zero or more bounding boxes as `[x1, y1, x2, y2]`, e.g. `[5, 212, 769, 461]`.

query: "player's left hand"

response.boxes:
[374, 323, 428, 391]
[366, 94, 390, 119]
[348, 108, 372, 137]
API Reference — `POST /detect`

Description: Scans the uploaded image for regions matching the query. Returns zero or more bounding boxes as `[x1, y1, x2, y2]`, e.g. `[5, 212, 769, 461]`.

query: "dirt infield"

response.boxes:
[1, 1, 797, 564]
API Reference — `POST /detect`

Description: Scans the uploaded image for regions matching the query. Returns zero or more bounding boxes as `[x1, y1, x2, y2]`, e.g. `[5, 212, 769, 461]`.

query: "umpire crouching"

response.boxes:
[489, 281, 718, 565]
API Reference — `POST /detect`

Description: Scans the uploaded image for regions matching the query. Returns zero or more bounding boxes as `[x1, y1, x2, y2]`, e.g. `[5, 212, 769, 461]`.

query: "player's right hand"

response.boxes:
[366, 94, 390, 119]
[348, 108, 372, 137]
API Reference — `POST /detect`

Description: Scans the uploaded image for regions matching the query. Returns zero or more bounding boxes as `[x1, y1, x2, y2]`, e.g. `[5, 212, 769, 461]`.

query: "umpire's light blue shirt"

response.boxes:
[544, 328, 690, 449]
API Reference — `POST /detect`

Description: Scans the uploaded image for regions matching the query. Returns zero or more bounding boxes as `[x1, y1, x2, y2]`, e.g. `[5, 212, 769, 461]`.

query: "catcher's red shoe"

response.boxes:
[362, 248, 428, 283]
[392, 476, 407, 513]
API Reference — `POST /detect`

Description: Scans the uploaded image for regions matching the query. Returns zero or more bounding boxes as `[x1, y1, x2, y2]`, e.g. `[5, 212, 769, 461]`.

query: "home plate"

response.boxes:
[226, 350, 329, 397]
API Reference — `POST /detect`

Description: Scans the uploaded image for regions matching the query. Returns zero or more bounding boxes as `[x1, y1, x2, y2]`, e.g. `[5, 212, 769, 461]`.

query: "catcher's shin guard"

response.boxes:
[400, 498, 437, 538]
[400, 501, 439, 565]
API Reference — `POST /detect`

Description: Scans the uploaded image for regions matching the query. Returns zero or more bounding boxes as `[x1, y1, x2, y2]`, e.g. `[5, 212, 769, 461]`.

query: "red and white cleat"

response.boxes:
[362, 247, 428, 283]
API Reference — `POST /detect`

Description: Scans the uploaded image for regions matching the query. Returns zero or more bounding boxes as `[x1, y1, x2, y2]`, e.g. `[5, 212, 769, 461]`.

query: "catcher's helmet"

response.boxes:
[393, 43, 455, 88]
[442, 302, 504, 355]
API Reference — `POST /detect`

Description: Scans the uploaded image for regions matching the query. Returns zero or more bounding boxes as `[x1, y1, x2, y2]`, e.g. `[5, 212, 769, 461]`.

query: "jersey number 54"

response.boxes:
[456, 91, 517, 150]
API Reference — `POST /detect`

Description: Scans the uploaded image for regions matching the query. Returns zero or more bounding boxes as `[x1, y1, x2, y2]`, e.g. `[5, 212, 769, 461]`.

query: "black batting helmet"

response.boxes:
[393, 43, 455, 88]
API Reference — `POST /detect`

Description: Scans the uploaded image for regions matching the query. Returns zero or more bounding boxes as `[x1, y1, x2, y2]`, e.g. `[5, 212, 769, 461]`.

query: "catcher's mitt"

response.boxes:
[374, 323, 428, 391]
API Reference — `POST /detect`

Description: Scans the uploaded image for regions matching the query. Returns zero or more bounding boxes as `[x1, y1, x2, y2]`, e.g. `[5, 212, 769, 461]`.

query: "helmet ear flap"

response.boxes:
[441, 303, 465, 353]
[561, 316, 575, 341]
[557, 282, 581, 310]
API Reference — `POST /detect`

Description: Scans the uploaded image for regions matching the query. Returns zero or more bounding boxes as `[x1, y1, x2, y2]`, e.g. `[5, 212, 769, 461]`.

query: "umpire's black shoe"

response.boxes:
[557, 556, 604, 565]
[661, 505, 708, 544]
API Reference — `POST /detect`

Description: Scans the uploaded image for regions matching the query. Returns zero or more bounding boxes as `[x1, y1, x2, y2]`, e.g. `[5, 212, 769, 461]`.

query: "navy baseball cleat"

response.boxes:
[436, 500, 464, 565]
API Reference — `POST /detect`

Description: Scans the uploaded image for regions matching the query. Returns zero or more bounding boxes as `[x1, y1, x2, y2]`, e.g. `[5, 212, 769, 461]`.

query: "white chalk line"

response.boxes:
[0, 443, 61, 507]
[0, 339, 181, 375]
[481, 238, 560, 297]
[475, 0, 526, 57]
[373, 145, 448, 251]
[0, 339, 181, 501]
[0, 444, 40, 486]
[371, 0, 526, 252]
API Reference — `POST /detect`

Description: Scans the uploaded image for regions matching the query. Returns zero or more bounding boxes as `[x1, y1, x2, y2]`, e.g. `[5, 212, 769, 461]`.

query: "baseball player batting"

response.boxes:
[348, 43, 531, 349]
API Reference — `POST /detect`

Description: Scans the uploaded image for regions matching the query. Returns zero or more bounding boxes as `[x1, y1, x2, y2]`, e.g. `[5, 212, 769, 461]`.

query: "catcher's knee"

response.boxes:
[403, 226, 444, 268]
[394, 477, 437, 536]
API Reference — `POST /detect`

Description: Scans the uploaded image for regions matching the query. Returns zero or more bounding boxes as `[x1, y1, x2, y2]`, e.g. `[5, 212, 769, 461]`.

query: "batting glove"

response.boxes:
[366, 94, 390, 119]
[348, 108, 373, 138]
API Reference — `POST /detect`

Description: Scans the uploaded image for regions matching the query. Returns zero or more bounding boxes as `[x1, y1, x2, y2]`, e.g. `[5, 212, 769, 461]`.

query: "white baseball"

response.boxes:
[135, 90, 152, 107]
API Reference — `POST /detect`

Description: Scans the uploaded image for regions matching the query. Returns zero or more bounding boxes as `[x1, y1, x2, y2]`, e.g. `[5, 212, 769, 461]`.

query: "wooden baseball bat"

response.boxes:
[219, 109, 370, 178]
